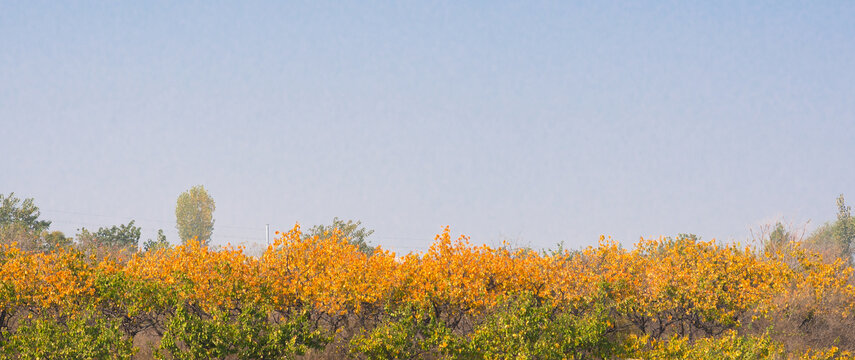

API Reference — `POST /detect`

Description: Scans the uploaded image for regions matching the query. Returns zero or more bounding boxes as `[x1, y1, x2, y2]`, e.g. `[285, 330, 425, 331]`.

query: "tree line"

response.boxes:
[1, 185, 377, 257]
[0, 189, 854, 359]
[1, 185, 216, 255]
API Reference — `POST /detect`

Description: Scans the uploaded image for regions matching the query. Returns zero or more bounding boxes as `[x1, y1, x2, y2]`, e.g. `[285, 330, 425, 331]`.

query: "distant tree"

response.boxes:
[768, 222, 792, 248]
[304, 217, 375, 255]
[0, 193, 67, 252]
[676, 233, 700, 242]
[42, 230, 72, 252]
[0, 222, 38, 250]
[756, 222, 797, 255]
[804, 194, 855, 262]
[0, 192, 51, 233]
[143, 229, 170, 252]
[175, 185, 215, 246]
[96, 220, 141, 248]
[653, 233, 701, 254]
[76, 220, 141, 251]
[804, 223, 839, 259]
[832, 194, 854, 261]
[0, 224, 70, 253]
[542, 241, 573, 257]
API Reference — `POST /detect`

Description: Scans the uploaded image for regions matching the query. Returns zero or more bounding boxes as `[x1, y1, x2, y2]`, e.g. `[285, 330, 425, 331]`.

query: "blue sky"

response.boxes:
[2, 1, 854, 253]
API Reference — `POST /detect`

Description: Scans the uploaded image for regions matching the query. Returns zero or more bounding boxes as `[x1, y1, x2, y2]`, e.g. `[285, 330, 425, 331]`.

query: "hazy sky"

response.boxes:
[2, 1, 854, 254]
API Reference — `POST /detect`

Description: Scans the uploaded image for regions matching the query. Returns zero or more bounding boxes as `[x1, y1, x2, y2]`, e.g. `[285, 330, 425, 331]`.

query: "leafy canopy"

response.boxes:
[76, 220, 142, 249]
[0, 192, 51, 233]
[0, 192, 68, 252]
[143, 229, 170, 252]
[175, 185, 215, 246]
[304, 217, 375, 255]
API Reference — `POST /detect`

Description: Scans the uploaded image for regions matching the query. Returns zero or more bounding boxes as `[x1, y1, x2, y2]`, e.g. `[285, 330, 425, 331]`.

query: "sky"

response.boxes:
[2, 1, 854, 254]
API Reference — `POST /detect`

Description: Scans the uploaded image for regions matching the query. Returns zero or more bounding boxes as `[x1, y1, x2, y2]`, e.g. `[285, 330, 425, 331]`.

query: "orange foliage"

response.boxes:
[0, 224, 853, 352]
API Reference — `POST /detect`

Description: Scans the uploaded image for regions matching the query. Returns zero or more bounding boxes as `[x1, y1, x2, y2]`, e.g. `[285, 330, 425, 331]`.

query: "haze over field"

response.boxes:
[2, 2, 854, 253]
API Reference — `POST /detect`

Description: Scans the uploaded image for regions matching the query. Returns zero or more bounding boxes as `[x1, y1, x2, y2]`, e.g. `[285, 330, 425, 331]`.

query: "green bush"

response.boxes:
[629, 330, 786, 360]
[459, 293, 618, 360]
[350, 305, 458, 359]
[351, 294, 621, 360]
[0, 308, 135, 360]
[156, 306, 329, 359]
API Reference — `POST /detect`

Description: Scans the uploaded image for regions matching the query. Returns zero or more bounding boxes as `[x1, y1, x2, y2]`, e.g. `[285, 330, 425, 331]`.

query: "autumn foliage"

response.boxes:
[1, 226, 854, 359]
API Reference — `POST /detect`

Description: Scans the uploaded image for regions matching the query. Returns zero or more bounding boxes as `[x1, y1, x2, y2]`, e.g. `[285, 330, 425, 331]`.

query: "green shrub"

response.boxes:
[350, 305, 458, 360]
[1, 308, 135, 360]
[629, 330, 786, 360]
[156, 306, 329, 359]
[459, 293, 618, 360]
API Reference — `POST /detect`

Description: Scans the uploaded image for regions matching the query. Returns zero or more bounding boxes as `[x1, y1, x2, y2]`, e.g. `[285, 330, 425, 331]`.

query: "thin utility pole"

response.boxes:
[266, 224, 270, 245]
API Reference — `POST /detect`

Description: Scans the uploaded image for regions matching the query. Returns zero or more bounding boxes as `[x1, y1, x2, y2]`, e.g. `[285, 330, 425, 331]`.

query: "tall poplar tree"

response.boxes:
[834, 194, 854, 261]
[175, 185, 215, 245]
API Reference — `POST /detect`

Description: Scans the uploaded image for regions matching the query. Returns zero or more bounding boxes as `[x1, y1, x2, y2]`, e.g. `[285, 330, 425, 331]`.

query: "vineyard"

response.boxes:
[1, 225, 854, 359]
